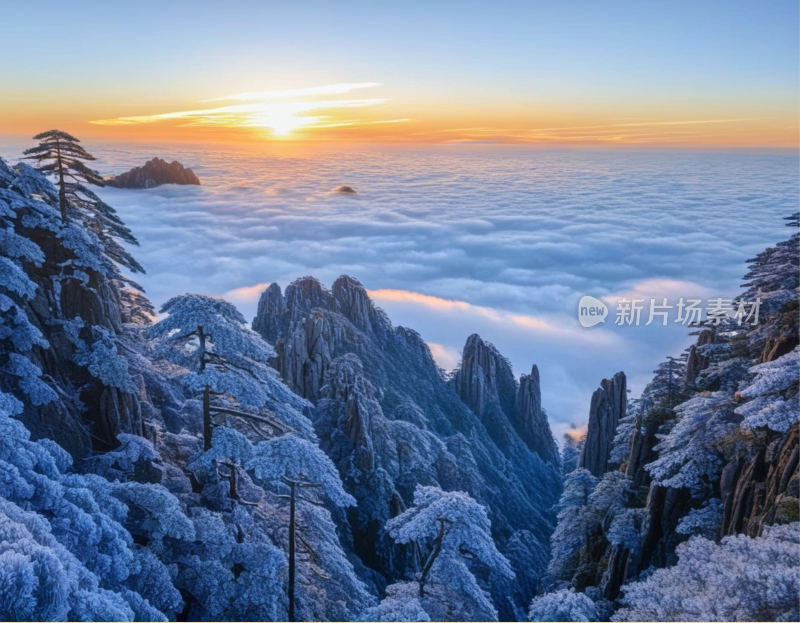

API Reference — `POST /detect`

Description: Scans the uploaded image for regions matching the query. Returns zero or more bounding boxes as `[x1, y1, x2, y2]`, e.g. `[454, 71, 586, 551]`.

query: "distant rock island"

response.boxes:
[105, 157, 200, 188]
[333, 185, 357, 194]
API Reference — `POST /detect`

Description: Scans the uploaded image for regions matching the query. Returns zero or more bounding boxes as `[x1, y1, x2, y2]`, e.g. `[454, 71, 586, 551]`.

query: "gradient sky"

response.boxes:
[1, 1, 798, 146]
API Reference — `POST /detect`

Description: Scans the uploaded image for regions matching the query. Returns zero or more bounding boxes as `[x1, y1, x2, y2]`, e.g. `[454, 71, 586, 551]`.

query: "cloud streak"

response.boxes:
[91, 83, 401, 137]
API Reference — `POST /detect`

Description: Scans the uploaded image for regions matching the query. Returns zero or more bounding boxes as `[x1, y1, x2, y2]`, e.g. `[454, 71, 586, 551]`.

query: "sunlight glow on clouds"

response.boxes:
[368, 288, 619, 346]
[91, 83, 407, 138]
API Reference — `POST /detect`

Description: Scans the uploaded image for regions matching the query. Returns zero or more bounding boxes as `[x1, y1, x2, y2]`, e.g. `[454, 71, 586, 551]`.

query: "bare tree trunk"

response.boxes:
[203, 385, 211, 451]
[198, 326, 213, 451]
[419, 518, 446, 597]
[55, 140, 67, 221]
[288, 480, 296, 622]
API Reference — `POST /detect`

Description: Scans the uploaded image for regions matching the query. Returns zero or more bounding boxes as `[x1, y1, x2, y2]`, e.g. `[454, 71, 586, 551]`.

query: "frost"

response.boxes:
[529, 588, 598, 622]
[737, 347, 799, 433]
[248, 434, 355, 507]
[3, 353, 57, 405]
[382, 485, 513, 621]
[646, 392, 739, 490]
[676, 498, 723, 539]
[614, 523, 800, 622]
[74, 326, 137, 392]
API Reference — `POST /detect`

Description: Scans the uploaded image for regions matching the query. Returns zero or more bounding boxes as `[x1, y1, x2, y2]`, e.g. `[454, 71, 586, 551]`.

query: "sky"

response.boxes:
[1, 1, 798, 147]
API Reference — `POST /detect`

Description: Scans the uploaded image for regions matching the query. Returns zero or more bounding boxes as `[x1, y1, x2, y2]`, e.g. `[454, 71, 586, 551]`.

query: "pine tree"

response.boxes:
[148, 294, 314, 449]
[23, 130, 143, 274]
[379, 485, 514, 621]
[613, 523, 799, 622]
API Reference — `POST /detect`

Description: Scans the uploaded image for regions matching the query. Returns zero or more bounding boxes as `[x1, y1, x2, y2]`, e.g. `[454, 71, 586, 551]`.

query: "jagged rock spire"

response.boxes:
[453, 334, 559, 463]
[452, 334, 518, 449]
[515, 365, 560, 465]
[579, 371, 627, 477]
[252, 282, 284, 344]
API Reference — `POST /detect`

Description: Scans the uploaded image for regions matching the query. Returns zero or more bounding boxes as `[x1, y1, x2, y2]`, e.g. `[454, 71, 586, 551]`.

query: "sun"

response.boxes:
[249, 102, 325, 137]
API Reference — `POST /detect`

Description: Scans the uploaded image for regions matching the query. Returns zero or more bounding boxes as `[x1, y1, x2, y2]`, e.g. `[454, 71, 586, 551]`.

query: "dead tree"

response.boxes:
[277, 475, 329, 622]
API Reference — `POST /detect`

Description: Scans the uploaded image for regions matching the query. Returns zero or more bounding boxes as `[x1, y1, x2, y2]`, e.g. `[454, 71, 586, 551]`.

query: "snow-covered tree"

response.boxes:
[0, 391, 181, 621]
[357, 583, 432, 622]
[561, 433, 583, 474]
[0, 161, 54, 406]
[148, 293, 314, 448]
[648, 356, 688, 409]
[529, 588, 598, 622]
[23, 130, 143, 274]
[736, 347, 799, 433]
[546, 468, 597, 584]
[247, 433, 372, 622]
[645, 392, 739, 492]
[613, 523, 800, 622]
[381, 485, 513, 621]
[675, 498, 723, 540]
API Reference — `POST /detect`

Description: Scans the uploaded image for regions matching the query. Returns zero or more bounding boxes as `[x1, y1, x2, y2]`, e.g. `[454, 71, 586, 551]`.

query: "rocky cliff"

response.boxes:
[105, 157, 200, 189]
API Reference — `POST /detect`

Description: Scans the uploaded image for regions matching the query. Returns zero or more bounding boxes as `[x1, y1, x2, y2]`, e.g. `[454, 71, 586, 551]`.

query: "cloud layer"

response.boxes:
[85, 144, 797, 440]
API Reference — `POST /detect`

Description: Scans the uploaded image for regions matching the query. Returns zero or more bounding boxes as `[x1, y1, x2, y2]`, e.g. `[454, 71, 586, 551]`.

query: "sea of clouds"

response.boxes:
[4, 141, 797, 440]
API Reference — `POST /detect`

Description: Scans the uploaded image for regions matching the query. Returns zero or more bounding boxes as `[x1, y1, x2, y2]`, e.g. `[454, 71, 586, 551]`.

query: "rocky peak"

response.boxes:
[105, 157, 200, 189]
[579, 371, 627, 477]
[332, 275, 382, 332]
[284, 276, 337, 316]
[454, 334, 517, 417]
[515, 365, 560, 465]
[452, 334, 518, 449]
[252, 282, 284, 344]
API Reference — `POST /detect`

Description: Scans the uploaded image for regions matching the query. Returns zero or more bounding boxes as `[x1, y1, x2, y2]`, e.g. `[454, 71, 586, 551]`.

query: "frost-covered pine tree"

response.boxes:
[23, 130, 101, 221]
[529, 587, 598, 622]
[645, 392, 739, 493]
[0, 167, 55, 405]
[247, 433, 373, 621]
[0, 391, 183, 621]
[23, 130, 143, 274]
[736, 346, 799, 433]
[374, 485, 514, 621]
[613, 522, 800, 622]
[148, 293, 314, 447]
[546, 468, 597, 585]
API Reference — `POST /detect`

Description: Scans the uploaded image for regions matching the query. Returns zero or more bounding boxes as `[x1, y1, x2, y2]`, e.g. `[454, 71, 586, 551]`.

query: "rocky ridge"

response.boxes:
[252, 274, 563, 618]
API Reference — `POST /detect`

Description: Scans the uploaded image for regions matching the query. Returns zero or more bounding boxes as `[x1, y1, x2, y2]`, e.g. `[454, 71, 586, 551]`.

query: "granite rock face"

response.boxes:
[579, 371, 627, 477]
[721, 423, 799, 537]
[452, 334, 518, 450]
[105, 157, 200, 189]
[515, 365, 561, 465]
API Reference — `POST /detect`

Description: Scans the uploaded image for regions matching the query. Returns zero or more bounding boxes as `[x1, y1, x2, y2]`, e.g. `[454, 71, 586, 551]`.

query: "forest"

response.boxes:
[1, 130, 798, 622]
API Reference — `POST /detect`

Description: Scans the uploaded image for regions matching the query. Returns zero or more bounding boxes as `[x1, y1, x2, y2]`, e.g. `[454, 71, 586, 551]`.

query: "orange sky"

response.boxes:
[1, 4, 797, 149]
[2, 85, 795, 149]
